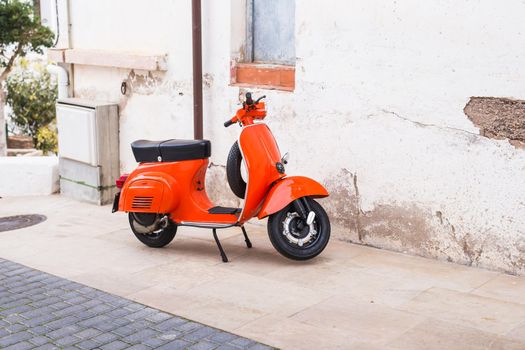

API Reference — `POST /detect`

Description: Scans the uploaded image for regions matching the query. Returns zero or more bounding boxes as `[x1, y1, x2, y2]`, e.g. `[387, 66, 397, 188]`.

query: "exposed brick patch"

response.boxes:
[464, 97, 525, 147]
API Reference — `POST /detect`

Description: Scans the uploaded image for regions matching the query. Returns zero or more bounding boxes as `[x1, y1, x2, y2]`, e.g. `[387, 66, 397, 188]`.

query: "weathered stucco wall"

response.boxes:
[65, 0, 525, 274]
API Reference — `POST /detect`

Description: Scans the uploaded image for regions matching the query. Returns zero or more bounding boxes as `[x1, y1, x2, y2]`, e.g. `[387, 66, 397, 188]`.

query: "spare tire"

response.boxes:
[226, 141, 247, 199]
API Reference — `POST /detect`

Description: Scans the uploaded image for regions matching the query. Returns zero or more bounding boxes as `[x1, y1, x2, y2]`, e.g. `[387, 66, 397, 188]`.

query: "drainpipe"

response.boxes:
[192, 0, 203, 140]
[47, 64, 69, 99]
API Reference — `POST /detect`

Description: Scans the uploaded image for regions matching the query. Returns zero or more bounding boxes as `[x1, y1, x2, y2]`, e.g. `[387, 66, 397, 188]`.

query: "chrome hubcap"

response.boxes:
[282, 212, 317, 247]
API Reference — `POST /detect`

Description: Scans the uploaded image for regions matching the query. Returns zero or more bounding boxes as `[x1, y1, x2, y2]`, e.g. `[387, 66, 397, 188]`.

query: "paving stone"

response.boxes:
[188, 340, 219, 350]
[156, 339, 192, 350]
[230, 337, 257, 348]
[100, 340, 129, 350]
[5, 322, 28, 333]
[0, 259, 268, 350]
[47, 325, 81, 339]
[141, 336, 170, 347]
[123, 328, 160, 343]
[45, 315, 80, 330]
[247, 344, 273, 350]
[55, 335, 81, 346]
[184, 326, 219, 341]
[29, 335, 52, 346]
[74, 327, 102, 340]
[4, 341, 34, 350]
[216, 345, 242, 350]
[146, 311, 172, 323]
[126, 345, 151, 350]
[155, 317, 188, 331]
[0, 331, 33, 347]
[76, 339, 101, 349]
[210, 332, 239, 343]
[91, 332, 119, 344]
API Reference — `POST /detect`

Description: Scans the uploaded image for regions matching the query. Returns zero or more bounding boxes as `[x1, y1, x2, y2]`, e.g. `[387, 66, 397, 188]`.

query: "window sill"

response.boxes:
[230, 62, 295, 92]
[48, 48, 168, 71]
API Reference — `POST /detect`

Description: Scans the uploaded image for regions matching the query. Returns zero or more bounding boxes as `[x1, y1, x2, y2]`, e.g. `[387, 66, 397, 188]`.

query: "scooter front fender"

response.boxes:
[257, 176, 329, 219]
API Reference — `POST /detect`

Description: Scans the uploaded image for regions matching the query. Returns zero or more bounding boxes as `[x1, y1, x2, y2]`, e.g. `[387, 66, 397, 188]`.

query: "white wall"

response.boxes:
[64, 0, 525, 274]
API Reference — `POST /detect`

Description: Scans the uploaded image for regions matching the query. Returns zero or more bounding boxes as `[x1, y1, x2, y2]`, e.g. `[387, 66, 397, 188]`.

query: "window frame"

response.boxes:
[230, 0, 295, 92]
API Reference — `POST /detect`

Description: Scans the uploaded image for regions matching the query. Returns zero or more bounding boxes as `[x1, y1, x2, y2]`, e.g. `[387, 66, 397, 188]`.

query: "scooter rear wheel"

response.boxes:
[129, 213, 177, 248]
[267, 198, 330, 260]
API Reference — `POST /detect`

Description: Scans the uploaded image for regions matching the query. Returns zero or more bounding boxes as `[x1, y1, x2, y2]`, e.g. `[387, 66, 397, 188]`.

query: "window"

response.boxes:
[247, 0, 295, 65]
[231, 0, 296, 91]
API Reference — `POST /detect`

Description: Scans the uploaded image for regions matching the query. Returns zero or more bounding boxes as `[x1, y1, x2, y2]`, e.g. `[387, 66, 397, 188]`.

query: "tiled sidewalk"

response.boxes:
[0, 258, 272, 350]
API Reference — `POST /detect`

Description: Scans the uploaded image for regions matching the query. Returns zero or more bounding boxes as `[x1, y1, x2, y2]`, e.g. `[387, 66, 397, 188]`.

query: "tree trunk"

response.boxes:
[0, 87, 6, 156]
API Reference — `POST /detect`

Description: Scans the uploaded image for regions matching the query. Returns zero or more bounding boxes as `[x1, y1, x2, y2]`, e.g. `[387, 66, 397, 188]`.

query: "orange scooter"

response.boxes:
[112, 93, 330, 262]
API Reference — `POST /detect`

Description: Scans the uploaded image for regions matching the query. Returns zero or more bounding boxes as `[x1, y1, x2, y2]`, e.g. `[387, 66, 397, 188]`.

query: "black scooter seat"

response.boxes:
[131, 139, 211, 162]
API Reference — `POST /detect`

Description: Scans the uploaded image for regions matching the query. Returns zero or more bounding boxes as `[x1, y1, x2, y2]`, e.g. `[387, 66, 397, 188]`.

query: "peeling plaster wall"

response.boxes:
[66, 0, 525, 274]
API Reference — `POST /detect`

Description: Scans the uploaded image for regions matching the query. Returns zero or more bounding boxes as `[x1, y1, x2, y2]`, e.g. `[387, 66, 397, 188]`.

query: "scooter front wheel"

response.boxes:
[129, 213, 177, 248]
[267, 198, 331, 260]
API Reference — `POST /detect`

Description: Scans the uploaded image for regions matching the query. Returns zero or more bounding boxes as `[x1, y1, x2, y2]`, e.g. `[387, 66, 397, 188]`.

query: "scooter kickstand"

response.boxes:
[212, 229, 229, 263]
[241, 226, 252, 248]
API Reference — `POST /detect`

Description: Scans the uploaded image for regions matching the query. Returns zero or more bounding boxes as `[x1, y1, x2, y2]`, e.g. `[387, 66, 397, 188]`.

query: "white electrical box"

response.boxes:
[56, 98, 119, 205]
[57, 104, 98, 166]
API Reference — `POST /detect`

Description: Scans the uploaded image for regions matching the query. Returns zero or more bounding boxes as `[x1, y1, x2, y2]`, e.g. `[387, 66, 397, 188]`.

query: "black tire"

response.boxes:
[268, 198, 331, 260]
[129, 213, 177, 248]
[226, 141, 247, 199]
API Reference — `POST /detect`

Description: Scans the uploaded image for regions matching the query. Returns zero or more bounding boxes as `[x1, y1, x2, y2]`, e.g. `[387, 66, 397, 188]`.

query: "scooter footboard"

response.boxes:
[257, 176, 328, 219]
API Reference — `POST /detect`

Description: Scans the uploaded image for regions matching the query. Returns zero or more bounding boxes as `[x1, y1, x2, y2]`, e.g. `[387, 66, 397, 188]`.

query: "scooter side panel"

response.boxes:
[257, 176, 329, 219]
[238, 123, 285, 223]
[118, 159, 239, 224]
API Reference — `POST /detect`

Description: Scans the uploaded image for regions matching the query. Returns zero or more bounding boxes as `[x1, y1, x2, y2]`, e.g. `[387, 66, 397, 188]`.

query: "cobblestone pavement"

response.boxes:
[0, 258, 273, 350]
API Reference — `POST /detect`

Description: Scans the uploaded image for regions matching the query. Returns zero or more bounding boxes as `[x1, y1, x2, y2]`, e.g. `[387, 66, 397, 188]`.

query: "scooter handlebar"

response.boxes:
[224, 118, 235, 127]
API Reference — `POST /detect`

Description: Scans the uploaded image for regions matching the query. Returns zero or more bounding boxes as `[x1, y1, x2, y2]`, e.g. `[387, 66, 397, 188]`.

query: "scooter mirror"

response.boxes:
[281, 152, 289, 164]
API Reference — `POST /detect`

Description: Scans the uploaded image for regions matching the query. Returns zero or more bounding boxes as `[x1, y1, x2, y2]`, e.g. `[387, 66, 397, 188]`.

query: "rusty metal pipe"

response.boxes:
[192, 0, 203, 140]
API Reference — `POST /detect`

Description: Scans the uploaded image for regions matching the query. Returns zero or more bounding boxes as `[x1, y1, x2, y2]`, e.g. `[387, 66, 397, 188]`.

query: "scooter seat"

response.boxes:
[131, 139, 211, 162]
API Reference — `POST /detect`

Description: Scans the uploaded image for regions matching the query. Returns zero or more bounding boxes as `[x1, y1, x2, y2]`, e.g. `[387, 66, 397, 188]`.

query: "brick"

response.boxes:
[156, 339, 191, 350]
[47, 325, 81, 339]
[126, 345, 151, 350]
[141, 336, 169, 348]
[33, 344, 60, 350]
[5, 323, 27, 333]
[28, 335, 51, 346]
[112, 324, 136, 337]
[146, 311, 172, 323]
[248, 344, 273, 350]
[124, 303, 146, 312]
[74, 327, 101, 340]
[177, 321, 204, 332]
[99, 340, 129, 350]
[216, 345, 241, 350]
[45, 315, 79, 330]
[55, 335, 81, 346]
[188, 341, 218, 350]
[230, 337, 257, 347]
[76, 339, 100, 349]
[123, 328, 159, 343]
[210, 332, 238, 343]
[183, 326, 219, 341]
[77, 315, 111, 328]
[125, 307, 157, 321]
[4, 341, 34, 350]
[0, 331, 32, 347]
[155, 317, 188, 331]
[91, 332, 118, 344]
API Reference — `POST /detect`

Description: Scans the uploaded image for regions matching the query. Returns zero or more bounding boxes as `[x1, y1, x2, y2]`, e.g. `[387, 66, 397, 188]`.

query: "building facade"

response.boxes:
[43, 0, 525, 274]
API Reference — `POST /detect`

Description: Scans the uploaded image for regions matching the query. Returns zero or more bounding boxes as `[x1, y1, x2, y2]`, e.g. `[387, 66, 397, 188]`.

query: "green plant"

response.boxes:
[0, 0, 54, 155]
[35, 122, 57, 155]
[6, 60, 57, 144]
